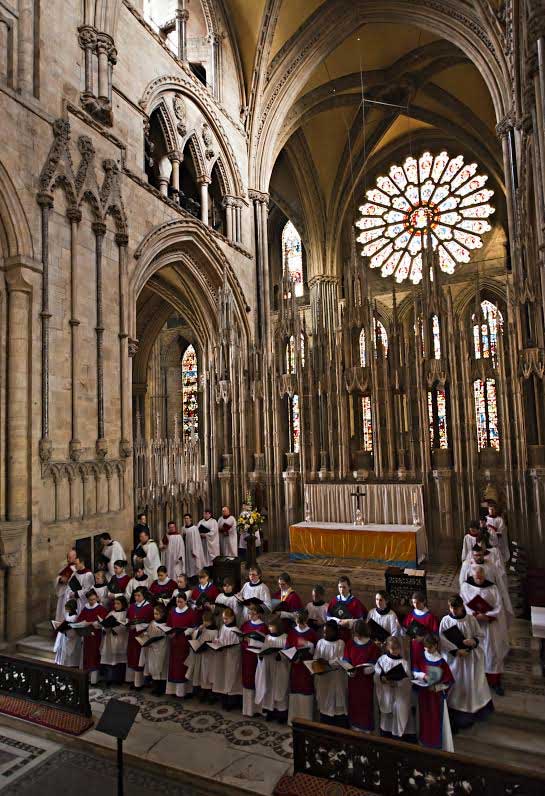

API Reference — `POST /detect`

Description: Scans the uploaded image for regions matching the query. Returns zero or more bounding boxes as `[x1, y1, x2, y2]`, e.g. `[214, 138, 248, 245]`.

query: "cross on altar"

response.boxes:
[351, 486, 366, 526]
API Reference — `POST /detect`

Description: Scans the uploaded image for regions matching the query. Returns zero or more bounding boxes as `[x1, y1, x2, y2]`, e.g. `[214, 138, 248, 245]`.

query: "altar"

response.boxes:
[289, 521, 427, 567]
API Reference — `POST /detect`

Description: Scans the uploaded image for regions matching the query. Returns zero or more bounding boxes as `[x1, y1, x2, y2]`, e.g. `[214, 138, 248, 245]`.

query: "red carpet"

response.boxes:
[0, 694, 93, 736]
[274, 772, 376, 796]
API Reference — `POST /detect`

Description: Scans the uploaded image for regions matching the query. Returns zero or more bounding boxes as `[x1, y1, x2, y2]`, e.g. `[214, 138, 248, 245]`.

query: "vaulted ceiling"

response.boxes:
[224, 0, 506, 284]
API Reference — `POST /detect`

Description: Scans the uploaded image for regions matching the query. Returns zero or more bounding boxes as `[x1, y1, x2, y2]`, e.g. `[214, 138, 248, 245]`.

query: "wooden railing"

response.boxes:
[292, 719, 545, 796]
[0, 654, 91, 717]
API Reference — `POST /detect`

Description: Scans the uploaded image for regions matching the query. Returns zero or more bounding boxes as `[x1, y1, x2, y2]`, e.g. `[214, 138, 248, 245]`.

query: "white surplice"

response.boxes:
[313, 638, 347, 718]
[53, 612, 81, 667]
[486, 514, 509, 562]
[138, 621, 169, 680]
[100, 610, 128, 666]
[374, 653, 412, 737]
[460, 581, 510, 673]
[125, 574, 150, 602]
[185, 627, 218, 689]
[198, 517, 220, 565]
[138, 540, 161, 581]
[162, 533, 185, 580]
[212, 624, 242, 695]
[439, 612, 491, 714]
[54, 565, 76, 621]
[367, 608, 403, 637]
[218, 515, 238, 557]
[459, 559, 513, 618]
[184, 524, 206, 577]
[255, 633, 290, 711]
[101, 540, 126, 576]
[237, 581, 271, 623]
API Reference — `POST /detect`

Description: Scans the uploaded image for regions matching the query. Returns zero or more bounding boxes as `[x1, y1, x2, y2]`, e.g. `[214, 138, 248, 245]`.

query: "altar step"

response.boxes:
[15, 634, 55, 662]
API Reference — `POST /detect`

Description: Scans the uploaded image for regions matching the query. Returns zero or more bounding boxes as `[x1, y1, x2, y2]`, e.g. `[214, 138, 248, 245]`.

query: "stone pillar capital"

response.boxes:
[78, 25, 97, 49]
[176, 8, 190, 21]
[66, 206, 82, 223]
[92, 221, 107, 238]
[115, 232, 129, 248]
[168, 149, 183, 162]
[496, 112, 515, 139]
[249, 189, 269, 206]
[4, 264, 33, 293]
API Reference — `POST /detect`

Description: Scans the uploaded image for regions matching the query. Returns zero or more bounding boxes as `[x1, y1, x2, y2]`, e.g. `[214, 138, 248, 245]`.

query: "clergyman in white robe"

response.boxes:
[461, 574, 510, 679]
[101, 539, 126, 577]
[162, 530, 185, 580]
[135, 538, 161, 581]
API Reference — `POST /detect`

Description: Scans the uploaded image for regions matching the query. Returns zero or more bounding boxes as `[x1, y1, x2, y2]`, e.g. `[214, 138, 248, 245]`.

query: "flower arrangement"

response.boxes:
[237, 494, 264, 537]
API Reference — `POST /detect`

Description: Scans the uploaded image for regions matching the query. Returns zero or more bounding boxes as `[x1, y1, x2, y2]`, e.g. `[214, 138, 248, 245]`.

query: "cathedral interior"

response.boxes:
[1, 0, 545, 793]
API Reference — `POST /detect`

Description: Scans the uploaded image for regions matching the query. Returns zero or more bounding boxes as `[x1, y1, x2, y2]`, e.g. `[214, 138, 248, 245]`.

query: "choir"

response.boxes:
[51, 513, 512, 753]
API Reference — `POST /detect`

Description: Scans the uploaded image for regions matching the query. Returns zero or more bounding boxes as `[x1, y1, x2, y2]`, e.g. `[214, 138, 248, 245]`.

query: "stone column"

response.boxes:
[234, 201, 242, 244]
[93, 222, 107, 459]
[283, 454, 300, 542]
[116, 233, 131, 459]
[68, 208, 82, 461]
[432, 461, 455, 555]
[96, 33, 112, 102]
[0, 521, 30, 640]
[37, 193, 53, 462]
[5, 265, 32, 520]
[223, 196, 234, 240]
[78, 26, 97, 99]
[169, 150, 182, 202]
[176, 6, 189, 62]
[199, 179, 210, 225]
[17, 0, 34, 95]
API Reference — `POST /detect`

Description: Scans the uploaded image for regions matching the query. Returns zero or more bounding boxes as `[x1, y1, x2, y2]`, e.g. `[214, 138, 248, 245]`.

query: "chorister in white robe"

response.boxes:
[461, 533, 482, 563]
[255, 633, 290, 712]
[54, 612, 81, 667]
[459, 559, 513, 619]
[460, 581, 510, 674]
[101, 541, 126, 576]
[185, 627, 218, 689]
[306, 601, 328, 629]
[125, 574, 151, 602]
[313, 638, 347, 718]
[184, 525, 206, 577]
[70, 570, 95, 613]
[198, 517, 220, 565]
[237, 581, 272, 623]
[374, 653, 412, 737]
[162, 533, 185, 581]
[93, 583, 110, 607]
[367, 608, 403, 637]
[138, 540, 161, 581]
[218, 515, 238, 557]
[212, 624, 242, 695]
[486, 514, 509, 562]
[138, 621, 169, 680]
[214, 592, 242, 625]
[100, 610, 128, 666]
[439, 612, 492, 716]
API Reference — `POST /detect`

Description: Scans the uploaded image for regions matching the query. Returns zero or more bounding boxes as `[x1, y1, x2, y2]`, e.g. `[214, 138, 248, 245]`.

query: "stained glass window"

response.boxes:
[473, 378, 500, 451]
[432, 315, 441, 359]
[289, 394, 300, 453]
[361, 396, 373, 453]
[282, 221, 304, 297]
[286, 333, 305, 373]
[473, 300, 502, 360]
[356, 151, 495, 284]
[428, 387, 448, 449]
[181, 344, 198, 436]
[359, 329, 367, 366]
[360, 322, 388, 362]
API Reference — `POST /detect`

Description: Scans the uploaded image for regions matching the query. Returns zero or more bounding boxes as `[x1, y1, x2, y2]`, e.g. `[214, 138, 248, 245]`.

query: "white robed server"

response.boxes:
[135, 535, 161, 581]
[439, 608, 492, 725]
[218, 510, 238, 558]
[198, 513, 220, 566]
[161, 528, 186, 580]
[255, 632, 290, 713]
[460, 572, 510, 677]
[313, 637, 347, 719]
[183, 520, 206, 577]
[53, 611, 81, 667]
[374, 654, 412, 737]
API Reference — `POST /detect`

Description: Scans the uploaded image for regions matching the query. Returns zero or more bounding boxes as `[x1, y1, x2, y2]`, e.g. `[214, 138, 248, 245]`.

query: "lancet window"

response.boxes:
[428, 385, 448, 449]
[282, 221, 304, 297]
[289, 395, 301, 453]
[474, 378, 500, 451]
[181, 344, 198, 436]
[359, 321, 388, 365]
[286, 333, 305, 374]
[361, 396, 373, 453]
[473, 299, 502, 360]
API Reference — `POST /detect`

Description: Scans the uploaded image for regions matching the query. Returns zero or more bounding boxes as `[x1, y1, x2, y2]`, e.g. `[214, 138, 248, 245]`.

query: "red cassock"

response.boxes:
[76, 605, 108, 671]
[149, 579, 176, 600]
[167, 608, 198, 682]
[343, 639, 380, 731]
[108, 574, 130, 593]
[273, 590, 304, 632]
[414, 657, 454, 748]
[190, 583, 220, 621]
[126, 601, 155, 670]
[326, 595, 367, 642]
[403, 609, 439, 667]
[286, 627, 318, 696]
[240, 620, 268, 689]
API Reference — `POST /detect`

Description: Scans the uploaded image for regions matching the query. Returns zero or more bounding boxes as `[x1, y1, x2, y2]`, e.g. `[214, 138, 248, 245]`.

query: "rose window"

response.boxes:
[355, 151, 495, 284]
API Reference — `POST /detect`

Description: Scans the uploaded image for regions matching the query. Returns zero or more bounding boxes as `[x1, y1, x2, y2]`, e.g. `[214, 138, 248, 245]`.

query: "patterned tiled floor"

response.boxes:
[0, 727, 59, 792]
